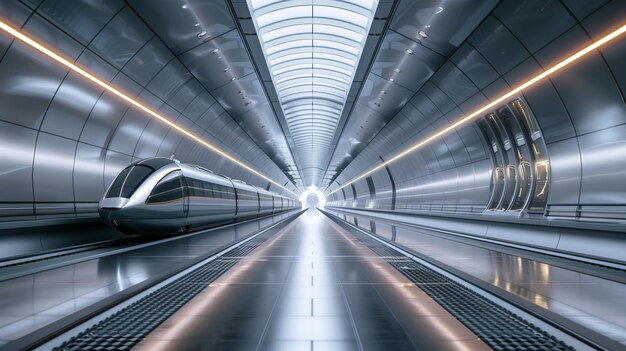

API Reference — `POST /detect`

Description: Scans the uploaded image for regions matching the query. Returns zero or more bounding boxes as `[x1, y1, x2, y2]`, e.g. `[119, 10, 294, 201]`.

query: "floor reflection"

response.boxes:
[135, 209, 490, 351]
[330, 210, 626, 345]
[0, 212, 295, 346]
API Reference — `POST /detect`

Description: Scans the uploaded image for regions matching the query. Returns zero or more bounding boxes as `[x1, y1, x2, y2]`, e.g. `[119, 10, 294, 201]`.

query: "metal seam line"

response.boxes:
[328, 22, 626, 196]
[0, 18, 297, 196]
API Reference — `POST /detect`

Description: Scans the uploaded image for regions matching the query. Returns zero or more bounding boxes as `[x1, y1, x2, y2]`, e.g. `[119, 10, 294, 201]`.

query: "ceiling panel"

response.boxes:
[122, 37, 173, 86]
[179, 29, 254, 91]
[210, 73, 265, 117]
[127, 0, 235, 55]
[358, 73, 414, 117]
[39, 0, 124, 45]
[390, 0, 498, 56]
[467, 15, 530, 75]
[369, 31, 445, 92]
[89, 7, 153, 69]
[494, 0, 576, 53]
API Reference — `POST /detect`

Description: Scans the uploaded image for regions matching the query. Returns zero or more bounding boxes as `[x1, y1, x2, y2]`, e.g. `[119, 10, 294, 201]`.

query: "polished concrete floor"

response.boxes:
[134, 209, 489, 351]
[0, 212, 294, 346]
[2, 208, 621, 349]
[332, 209, 626, 347]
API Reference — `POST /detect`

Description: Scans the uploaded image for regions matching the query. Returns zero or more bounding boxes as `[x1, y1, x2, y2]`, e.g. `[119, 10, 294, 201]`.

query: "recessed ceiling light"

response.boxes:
[197, 31, 207, 37]
[182, 4, 188, 9]
[231, 77, 237, 81]
[211, 48, 220, 54]
[194, 23, 200, 27]
[394, 68, 401, 72]
[389, 78, 394, 82]
[405, 49, 413, 54]
[418, 30, 428, 38]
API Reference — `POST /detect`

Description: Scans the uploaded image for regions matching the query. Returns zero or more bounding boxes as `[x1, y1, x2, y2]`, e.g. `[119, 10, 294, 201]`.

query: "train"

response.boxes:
[98, 157, 300, 235]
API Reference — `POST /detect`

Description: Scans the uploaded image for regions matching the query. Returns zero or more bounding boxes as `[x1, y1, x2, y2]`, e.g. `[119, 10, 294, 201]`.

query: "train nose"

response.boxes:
[98, 198, 129, 227]
[99, 197, 129, 209]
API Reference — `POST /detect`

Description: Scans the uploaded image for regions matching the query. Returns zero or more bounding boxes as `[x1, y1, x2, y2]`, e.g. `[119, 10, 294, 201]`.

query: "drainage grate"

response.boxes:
[52, 235, 270, 351]
[349, 224, 575, 351]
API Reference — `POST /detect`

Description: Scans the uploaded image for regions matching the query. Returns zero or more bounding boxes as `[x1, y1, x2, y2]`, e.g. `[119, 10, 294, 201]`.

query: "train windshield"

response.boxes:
[106, 165, 154, 198]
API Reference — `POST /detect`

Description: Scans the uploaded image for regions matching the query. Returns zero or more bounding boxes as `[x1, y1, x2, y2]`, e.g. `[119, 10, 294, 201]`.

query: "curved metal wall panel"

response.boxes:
[328, 0, 626, 224]
[0, 0, 295, 221]
[578, 125, 626, 217]
[74, 143, 106, 203]
[32, 133, 76, 211]
[39, 72, 102, 140]
[0, 121, 36, 216]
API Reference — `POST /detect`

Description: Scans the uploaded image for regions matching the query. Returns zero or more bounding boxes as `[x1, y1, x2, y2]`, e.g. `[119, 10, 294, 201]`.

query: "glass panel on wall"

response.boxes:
[496, 106, 533, 211]
[478, 99, 550, 216]
[509, 99, 550, 213]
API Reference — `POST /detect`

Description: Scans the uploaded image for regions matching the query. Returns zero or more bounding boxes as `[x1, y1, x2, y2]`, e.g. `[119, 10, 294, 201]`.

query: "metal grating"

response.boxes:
[348, 224, 575, 351]
[52, 235, 272, 351]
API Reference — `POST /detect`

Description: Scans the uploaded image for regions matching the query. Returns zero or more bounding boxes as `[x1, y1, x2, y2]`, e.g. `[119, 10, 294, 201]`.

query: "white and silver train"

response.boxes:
[98, 158, 300, 235]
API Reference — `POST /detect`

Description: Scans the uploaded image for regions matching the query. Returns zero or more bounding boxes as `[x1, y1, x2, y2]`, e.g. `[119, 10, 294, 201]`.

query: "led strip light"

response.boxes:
[0, 19, 297, 196]
[328, 22, 626, 196]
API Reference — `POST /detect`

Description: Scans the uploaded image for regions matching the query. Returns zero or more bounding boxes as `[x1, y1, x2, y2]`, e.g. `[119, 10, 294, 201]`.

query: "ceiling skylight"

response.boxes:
[247, 0, 379, 186]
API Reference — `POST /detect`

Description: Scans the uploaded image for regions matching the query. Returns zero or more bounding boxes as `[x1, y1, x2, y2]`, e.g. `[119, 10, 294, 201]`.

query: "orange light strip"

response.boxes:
[328, 22, 626, 196]
[0, 19, 297, 196]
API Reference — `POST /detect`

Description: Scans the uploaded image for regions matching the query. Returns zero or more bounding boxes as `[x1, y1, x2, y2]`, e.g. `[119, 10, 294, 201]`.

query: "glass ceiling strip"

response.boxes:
[247, 0, 378, 186]
[263, 24, 364, 43]
[271, 58, 354, 72]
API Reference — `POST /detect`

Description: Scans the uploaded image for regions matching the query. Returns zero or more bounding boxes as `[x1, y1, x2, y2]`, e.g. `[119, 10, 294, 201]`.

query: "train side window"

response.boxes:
[194, 179, 204, 197]
[205, 183, 215, 198]
[219, 184, 230, 199]
[243, 190, 255, 200]
[219, 185, 229, 199]
[146, 171, 183, 204]
[220, 185, 227, 199]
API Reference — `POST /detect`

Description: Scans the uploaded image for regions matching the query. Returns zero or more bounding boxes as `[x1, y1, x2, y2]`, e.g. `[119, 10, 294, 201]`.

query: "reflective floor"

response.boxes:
[0, 212, 294, 347]
[331, 209, 626, 346]
[134, 209, 489, 351]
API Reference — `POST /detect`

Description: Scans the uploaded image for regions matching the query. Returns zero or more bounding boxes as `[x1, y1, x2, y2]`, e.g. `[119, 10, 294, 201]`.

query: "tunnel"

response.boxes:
[0, 0, 625, 350]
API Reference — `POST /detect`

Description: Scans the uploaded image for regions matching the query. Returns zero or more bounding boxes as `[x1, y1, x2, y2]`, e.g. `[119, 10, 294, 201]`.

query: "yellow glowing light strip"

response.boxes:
[0, 19, 296, 196]
[328, 22, 626, 196]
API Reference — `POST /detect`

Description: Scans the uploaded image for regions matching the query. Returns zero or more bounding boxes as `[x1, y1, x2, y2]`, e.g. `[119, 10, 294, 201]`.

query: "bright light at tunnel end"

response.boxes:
[328, 21, 626, 196]
[299, 186, 326, 210]
[0, 18, 297, 197]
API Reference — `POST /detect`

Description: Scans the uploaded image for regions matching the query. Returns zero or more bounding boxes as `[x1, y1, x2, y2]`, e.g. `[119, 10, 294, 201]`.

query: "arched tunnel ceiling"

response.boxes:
[234, 0, 504, 188]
